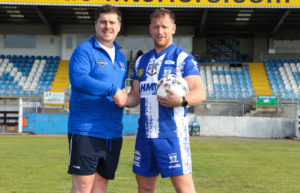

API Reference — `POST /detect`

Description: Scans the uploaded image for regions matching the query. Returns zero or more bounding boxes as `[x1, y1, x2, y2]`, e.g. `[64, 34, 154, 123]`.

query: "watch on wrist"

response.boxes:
[181, 96, 188, 107]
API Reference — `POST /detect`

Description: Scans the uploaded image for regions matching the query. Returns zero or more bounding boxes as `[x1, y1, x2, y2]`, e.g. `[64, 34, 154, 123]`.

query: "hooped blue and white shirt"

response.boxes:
[133, 43, 201, 139]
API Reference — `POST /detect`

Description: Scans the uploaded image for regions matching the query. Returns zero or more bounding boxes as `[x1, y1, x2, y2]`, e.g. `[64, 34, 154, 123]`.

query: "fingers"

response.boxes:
[113, 89, 128, 108]
[157, 89, 182, 108]
[165, 88, 174, 95]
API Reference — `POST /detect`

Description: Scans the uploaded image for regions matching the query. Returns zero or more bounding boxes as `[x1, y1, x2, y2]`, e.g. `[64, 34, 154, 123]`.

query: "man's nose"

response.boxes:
[157, 27, 163, 34]
[105, 22, 112, 28]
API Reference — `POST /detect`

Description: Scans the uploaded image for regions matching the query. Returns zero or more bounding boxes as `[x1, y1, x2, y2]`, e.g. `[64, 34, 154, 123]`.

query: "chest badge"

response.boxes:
[147, 60, 158, 76]
[120, 62, 126, 71]
[97, 59, 107, 67]
[138, 68, 144, 78]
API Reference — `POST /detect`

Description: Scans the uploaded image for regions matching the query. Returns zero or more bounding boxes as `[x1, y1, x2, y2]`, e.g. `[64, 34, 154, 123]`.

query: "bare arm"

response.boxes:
[125, 80, 140, 108]
[157, 75, 206, 108]
[184, 75, 206, 106]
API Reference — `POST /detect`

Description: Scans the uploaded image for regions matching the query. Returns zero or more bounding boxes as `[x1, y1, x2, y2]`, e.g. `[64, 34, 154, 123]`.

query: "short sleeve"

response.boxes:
[133, 55, 142, 80]
[182, 55, 200, 78]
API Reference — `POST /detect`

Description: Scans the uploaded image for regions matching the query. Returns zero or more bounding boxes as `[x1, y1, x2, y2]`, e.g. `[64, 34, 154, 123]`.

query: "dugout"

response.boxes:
[0, 97, 23, 133]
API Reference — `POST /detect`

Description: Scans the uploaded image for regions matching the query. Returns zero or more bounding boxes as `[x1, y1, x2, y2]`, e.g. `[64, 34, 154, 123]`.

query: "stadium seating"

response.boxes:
[0, 55, 59, 96]
[2, 54, 299, 101]
[264, 59, 300, 100]
[50, 60, 69, 92]
[200, 63, 254, 99]
[248, 62, 273, 96]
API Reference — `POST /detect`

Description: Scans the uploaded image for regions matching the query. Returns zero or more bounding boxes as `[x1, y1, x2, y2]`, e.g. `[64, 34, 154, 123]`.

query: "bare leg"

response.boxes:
[170, 174, 196, 193]
[91, 172, 108, 193]
[70, 174, 95, 193]
[136, 174, 158, 193]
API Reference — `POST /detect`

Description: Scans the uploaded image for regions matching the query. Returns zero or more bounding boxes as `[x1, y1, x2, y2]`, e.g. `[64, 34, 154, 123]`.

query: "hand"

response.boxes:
[113, 89, 128, 108]
[157, 88, 182, 108]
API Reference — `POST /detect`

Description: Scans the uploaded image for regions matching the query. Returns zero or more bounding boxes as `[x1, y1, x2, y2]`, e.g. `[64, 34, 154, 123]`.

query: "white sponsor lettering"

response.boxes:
[134, 155, 141, 161]
[135, 150, 141, 156]
[169, 164, 181, 169]
[133, 161, 140, 167]
[165, 60, 175, 65]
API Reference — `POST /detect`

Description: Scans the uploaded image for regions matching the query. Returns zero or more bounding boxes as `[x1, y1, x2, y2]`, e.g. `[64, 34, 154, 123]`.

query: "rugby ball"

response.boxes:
[156, 74, 189, 97]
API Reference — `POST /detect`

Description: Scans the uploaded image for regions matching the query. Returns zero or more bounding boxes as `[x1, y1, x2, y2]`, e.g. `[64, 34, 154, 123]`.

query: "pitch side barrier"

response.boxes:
[0, 0, 298, 8]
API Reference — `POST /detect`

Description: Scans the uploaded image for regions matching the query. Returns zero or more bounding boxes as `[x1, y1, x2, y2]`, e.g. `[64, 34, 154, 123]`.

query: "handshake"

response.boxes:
[112, 89, 128, 108]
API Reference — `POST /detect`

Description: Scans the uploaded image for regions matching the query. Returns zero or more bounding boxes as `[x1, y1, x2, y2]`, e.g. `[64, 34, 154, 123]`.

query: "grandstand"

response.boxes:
[1, 1, 300, 138]
[0, 55, 59, 96]
[2, 56, 300, 102]
[199, 63, 254, 99]
[50, 60, 69, 93]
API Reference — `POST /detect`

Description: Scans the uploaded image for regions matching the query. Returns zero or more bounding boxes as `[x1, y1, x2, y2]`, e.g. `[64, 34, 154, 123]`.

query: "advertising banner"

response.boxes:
[0, 0, 298, 8]
[44, 92, 65, 105]
[257, 95, 278, 107]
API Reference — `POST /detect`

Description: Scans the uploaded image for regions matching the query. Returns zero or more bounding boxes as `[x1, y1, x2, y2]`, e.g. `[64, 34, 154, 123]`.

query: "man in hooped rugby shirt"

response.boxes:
[125, 8, 206, 193]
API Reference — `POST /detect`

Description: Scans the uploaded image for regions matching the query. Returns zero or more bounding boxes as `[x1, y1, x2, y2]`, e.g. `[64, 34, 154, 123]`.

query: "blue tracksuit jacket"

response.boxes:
[68, 36, 127, 139]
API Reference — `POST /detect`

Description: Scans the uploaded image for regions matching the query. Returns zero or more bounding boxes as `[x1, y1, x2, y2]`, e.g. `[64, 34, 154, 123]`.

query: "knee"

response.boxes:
[138, 184, 155, 193]
[93, 177, 108, 190]
[72, 178, 92, 193]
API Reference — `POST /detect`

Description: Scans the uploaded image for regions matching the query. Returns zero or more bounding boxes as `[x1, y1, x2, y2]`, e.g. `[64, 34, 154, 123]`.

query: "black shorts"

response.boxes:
[68, 133, 123, 179]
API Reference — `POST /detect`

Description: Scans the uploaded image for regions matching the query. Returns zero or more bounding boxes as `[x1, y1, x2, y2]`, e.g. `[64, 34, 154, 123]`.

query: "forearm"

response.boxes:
[71, 74, 117, 97]
[126, 93, 140, 107]
[184, 75, 206, 106]
[185, 89, 206, 106]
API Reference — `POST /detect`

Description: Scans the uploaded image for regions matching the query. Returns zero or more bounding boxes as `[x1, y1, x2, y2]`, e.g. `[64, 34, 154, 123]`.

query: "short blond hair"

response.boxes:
[150, 8, 175, 24]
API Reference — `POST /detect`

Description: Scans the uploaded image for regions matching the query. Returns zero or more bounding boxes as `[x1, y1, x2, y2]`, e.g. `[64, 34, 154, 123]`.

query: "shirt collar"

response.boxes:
[91, 35, 122, 50]
[153, 43, 175, 58]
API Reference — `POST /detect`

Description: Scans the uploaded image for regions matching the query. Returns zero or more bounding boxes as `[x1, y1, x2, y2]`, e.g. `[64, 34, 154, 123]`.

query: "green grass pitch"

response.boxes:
[0, 135, 300, 193]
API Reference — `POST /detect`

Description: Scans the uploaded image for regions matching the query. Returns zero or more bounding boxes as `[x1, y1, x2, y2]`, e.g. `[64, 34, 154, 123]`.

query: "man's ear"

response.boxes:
[173, 24, 176, 35]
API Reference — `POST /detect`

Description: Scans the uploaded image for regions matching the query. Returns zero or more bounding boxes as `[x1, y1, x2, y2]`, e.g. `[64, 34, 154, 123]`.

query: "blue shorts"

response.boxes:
[133, 137, 192, 178]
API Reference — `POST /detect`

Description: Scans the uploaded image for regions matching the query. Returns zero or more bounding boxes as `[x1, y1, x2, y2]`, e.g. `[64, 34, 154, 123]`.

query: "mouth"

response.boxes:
[102, 30, 113, 35]
[156, 36, 165, 40]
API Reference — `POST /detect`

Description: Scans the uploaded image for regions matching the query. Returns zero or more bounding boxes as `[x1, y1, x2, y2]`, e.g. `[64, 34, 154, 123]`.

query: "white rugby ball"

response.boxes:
[156, 74, 189, 97]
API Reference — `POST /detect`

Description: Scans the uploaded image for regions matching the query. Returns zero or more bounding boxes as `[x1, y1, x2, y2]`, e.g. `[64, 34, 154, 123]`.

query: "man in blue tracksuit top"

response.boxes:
[67, 5, 127, 193]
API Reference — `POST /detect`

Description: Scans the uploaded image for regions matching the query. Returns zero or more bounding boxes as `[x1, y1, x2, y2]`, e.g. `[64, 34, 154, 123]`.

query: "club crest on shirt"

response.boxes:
[147, 58, 158, 76]
[120, 62, 126, 71]
[138, 68, 144, 78]
[97, 59, 107, 67]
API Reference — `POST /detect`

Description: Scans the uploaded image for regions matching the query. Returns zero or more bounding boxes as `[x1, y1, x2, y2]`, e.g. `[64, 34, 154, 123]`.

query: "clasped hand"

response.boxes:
[112, 89, 128, 108]
[157, 88, 182, 108]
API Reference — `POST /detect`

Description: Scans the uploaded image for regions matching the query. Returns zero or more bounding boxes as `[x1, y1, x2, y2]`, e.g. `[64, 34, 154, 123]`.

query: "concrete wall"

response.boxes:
[196, 116, 296, 138]
[21, 112, 297, 139]
[253, 37, 268, 62]
[22, 113, 138, 135]
[240, 38, 254, 61]
[194, 102, 297, 119]
[0, 34, 61, 57]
